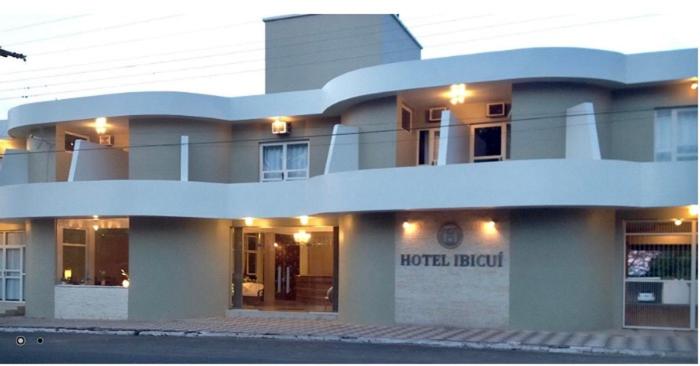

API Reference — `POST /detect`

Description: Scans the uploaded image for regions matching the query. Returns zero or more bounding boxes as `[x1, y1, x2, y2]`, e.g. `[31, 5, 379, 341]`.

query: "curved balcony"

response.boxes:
[0, 159, 695, 220]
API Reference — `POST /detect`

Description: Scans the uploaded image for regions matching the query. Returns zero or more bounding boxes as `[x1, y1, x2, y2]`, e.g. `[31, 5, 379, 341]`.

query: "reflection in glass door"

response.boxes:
[470, 122, 507, 162]
[624, 220, 697, 329]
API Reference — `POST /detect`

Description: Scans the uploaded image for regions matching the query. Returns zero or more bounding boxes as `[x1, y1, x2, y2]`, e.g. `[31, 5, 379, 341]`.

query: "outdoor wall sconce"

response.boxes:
[449, 83, 467, 105]
[243, 217, 254, 226]
[95, 117, 107, 135]
[689, 205, 698, 216]
[299, 215, 309, 225]
[482, 219, 497, 234]
[271, 118, 289, 135]
[402, 221, 417, 234]
[293, 230, 311, 244]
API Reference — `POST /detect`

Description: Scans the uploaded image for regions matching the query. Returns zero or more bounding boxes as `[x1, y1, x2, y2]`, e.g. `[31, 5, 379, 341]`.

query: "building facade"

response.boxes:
[0, 14, 697, 331]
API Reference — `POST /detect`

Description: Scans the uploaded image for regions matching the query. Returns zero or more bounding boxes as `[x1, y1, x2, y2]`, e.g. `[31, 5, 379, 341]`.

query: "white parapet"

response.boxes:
[566, 102, 601, 160]
[437, 110, 470, 166]
[55, 285, 128, 320]
[324, 124, 359, 174]
[0, 149, 29, 186]
[68, 140, 128, 182]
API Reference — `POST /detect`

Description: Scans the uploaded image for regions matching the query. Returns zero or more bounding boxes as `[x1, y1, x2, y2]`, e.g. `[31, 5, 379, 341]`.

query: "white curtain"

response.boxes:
[5, 248, 20, 271]
[286, 143, 308, 171]
[262, 145, 283, 172]
[676, 109, 698, 155]
[654, 110, 672, 161]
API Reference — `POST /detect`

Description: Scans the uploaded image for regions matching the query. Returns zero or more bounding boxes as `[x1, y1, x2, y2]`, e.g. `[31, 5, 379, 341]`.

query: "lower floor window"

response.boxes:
[57, 218, 129, 287]
[0, 231, 25, 301]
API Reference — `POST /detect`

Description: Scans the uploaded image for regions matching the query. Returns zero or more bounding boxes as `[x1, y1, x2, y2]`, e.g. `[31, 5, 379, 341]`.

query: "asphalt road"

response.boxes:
[0, 332, 694, 363]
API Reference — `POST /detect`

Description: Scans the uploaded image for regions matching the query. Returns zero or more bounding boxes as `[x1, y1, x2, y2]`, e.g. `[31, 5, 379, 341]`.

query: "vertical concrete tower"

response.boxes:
[264, 14, 422, 93]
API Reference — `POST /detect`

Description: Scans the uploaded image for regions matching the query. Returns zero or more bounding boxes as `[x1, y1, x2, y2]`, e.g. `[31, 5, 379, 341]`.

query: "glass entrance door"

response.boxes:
[624, 220, 698, 329]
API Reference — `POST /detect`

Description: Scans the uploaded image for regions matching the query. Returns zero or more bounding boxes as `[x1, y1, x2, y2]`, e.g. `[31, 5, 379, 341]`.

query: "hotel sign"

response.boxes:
[400, 222, 504, 268]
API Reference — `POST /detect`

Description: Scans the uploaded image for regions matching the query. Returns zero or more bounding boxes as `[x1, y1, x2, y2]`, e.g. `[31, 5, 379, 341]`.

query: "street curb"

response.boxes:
[0, 326, 695, 361]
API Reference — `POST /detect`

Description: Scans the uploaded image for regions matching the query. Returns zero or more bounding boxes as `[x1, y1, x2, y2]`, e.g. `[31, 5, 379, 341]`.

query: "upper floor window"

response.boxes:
[654, 107, 698, 161]
[260, 141, 309, 182]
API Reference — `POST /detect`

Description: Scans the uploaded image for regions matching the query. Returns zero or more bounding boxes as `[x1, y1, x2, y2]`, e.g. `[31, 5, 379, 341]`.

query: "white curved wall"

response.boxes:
[0, 160, 695, 220]
[6, 48, 697, 135]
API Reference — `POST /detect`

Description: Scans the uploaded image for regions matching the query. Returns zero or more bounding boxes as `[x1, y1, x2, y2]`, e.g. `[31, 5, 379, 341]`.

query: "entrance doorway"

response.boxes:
[233, 226, 337, 313]
[623, 220, 697, 329]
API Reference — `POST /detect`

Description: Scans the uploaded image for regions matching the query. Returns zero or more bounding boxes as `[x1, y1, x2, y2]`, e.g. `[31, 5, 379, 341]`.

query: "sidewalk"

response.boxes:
[0, 316, 696, 360]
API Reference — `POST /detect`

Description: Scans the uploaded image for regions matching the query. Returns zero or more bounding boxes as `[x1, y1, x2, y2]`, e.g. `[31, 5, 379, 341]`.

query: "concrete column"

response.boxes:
[232, 227, 243, 309]
[128, 217, 229, 320]
[25, 219, 56, 318]
[338, 213, 395, 324]
[263, 233, 276, 307]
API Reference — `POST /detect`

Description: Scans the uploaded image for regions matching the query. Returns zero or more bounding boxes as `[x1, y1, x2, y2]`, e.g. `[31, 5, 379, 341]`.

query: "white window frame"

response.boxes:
[0, 231, 26, 302]
[244, 234, 258, 277]
[416, 128, 440, 166]
[654, 107, 698, 162]
[259, 141, 310, 182]
[469, 122, 508, 162]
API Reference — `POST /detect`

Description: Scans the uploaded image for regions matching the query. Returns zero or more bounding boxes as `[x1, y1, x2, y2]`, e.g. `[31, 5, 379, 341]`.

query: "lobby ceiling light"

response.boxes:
[293, 230, 311, 245]
[95, 117, 107, 135]
[673, 218, 683, 226]
[299, 215, 310, 225]
[449, 83, 467, 105]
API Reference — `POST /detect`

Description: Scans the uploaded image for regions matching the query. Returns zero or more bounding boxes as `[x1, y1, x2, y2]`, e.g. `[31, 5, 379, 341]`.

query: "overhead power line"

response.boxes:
[0, 47, 27, 61]
[1, 107, 660, 157]
[1, 14, 91, 33]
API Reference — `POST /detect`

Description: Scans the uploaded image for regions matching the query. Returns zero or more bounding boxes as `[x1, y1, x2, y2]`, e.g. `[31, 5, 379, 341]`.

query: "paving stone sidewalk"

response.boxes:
[0, 316, 697, 360]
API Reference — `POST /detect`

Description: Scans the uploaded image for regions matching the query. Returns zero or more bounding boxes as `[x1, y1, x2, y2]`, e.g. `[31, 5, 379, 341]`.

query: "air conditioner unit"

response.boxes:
[99, 135, 114, 146]
[486, 102, 507, 118]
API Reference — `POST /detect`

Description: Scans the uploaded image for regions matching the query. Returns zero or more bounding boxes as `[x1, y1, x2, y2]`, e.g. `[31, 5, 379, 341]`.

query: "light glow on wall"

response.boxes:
[449, 83, 467, 105]
[95, 117, 108, 134]
[293, 230, 311, 244]
[689, 205, 699, 216]
[402, 221, 417, 234]
[482, 220, 497, 234]
[243, 217, 254, 226]
[299, 215, 309, 225]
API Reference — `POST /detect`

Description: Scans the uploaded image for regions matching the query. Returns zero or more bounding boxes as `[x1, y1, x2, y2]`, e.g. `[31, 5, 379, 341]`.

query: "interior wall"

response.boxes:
[128, 217, 230, 320]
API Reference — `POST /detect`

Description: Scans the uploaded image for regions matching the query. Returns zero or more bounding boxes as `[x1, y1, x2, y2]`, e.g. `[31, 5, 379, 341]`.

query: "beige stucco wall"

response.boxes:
[338, 213, 396, 324]
[128, 217, 230, 320]
[129, 118, 231, 182]
[24, 218, 56, 318]
[610, 83, 698, 162]
[395, 210, 510, 328]
[230, 117, 335, 183]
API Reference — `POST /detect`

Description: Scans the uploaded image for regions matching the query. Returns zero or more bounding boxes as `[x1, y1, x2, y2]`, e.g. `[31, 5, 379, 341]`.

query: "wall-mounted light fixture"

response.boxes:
[402, 221, 417, 234]
[483, 219, 497, 234]
[95, 117, 108, 135]
[293, 230, 311, 244]
[243, 217, 254, 226]
[271, 117, 289, 135]
[92, 224, 99, 231]
[689, 204, 699, 216]
[674, 218, 683, 226]
[449, 83, 467, 105]
[299, 215, 309, 225]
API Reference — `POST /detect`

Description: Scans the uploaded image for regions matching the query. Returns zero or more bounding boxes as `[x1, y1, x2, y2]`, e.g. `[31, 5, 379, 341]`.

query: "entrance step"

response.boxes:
[226, 308, 337, 321]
